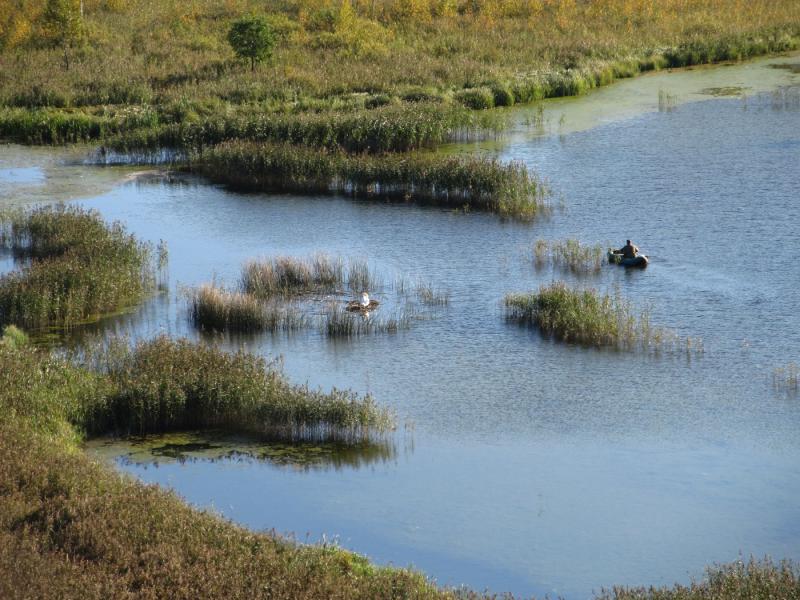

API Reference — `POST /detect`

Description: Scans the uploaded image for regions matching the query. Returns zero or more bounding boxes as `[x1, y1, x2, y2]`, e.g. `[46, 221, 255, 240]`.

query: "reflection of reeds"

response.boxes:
[533, 238, 604, 274]
[505, 282, 702, 353]
[322, 302, 411, 337]
[109, 431, 399, 472]
[773, 362, 799, 395]
[188, 284, 307, 333]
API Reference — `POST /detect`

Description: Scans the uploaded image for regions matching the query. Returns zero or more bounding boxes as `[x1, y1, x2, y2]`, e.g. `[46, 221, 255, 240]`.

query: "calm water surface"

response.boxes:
[4, 57, 800, 598]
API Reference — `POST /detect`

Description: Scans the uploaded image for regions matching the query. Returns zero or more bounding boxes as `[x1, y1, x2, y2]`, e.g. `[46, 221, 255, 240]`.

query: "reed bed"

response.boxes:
[505, 282, 700, 353]
[346, 259, 380, 293]
[322, 303, 411, 337]
[188, 283, 307, 333]
[241, 254, 347, 297]
[415, 280, 450, 306]
[773, 362, 799, 394]
[74, 336, 393, 441]
[108, 104, 503, 154]
[197, 140, 548, 219]
[533, 239, 605, 274]
[0, 205, 155, 330]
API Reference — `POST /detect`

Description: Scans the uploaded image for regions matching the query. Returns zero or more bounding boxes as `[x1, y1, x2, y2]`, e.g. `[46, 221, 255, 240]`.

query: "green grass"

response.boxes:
[505, 282, 701, 352]
[533, 239, 606, 274]
[197, 140, 548, 218]
[0, 204, 155, 330]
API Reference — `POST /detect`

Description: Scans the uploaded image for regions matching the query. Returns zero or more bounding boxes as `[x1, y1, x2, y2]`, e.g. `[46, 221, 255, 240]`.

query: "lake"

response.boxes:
[3, 52, 800, 599]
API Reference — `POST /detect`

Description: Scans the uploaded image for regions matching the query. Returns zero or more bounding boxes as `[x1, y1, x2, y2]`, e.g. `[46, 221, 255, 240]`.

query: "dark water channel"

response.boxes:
[4, 62, 800, 598]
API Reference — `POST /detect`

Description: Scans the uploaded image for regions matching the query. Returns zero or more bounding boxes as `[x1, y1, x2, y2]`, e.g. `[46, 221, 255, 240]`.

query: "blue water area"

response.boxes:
[0, 166, 44, 185]
[20, 85, 800, 598]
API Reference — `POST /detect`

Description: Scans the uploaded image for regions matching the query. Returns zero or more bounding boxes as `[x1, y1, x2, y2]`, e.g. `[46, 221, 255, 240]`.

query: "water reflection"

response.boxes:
[86, 431, 399, 472]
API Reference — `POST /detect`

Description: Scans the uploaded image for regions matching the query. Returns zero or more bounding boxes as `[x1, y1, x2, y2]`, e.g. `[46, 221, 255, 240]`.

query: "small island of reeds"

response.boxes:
[0, 204, 157, 330]
[505, 282, 702, 353]
[189, 254, 442, 337]
[195, 141, 549, 219]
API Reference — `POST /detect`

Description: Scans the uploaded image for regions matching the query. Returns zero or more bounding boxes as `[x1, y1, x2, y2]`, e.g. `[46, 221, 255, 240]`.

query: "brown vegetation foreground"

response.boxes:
[1, 329, 799, 598]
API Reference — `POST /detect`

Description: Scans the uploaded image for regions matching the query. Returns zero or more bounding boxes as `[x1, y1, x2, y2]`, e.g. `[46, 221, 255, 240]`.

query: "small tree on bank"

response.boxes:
[42, 0, 84, 71]
[227, 16, 276, 72]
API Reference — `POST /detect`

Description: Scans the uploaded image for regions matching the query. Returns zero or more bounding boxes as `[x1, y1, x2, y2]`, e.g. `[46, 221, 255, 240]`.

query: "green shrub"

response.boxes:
[454, 87, 495, 110]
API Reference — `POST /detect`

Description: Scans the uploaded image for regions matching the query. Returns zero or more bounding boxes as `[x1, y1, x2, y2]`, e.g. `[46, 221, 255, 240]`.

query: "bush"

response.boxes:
[454, 87, 495, 110]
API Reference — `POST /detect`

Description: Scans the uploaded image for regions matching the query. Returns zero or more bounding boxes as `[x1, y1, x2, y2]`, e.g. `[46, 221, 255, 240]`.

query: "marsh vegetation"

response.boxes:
[505, 282, 702, 353]
[2, 1, 797, 218]
[0, 324, 795, 599]
[0, 204, 157, 330]
[196, 140, 548, 218]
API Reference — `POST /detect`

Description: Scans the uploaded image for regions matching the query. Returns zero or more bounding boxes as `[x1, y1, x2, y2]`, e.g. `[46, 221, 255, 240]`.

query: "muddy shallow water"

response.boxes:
[4, 53, 800, 599]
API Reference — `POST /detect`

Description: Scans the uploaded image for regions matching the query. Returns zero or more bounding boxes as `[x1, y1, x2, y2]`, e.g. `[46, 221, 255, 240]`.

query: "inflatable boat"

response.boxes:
[608, 251, 649, 268]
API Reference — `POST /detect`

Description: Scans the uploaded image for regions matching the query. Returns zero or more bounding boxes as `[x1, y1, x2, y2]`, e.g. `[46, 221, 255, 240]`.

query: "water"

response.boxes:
[4, 55, 800, 598]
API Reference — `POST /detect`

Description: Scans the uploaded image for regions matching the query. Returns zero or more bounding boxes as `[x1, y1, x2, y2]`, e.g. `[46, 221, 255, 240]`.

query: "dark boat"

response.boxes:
[608, 250, 649, 268]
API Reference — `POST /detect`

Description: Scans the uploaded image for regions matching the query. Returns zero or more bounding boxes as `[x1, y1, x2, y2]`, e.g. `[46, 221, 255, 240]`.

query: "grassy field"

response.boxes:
[2, 0, 799, 110]
[1, 0, 799, 216]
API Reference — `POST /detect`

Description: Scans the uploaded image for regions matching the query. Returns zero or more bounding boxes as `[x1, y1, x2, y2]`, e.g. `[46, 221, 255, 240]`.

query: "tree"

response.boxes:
[42, 0, 84, 70]
[227, 16, 276, 72]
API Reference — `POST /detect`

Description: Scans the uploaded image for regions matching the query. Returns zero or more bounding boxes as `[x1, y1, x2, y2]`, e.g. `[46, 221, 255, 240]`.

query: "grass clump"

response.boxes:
[241, 254, 346, 297]
[414, 280, 450, 306]
[322, 303, 411, 338]
[599, 558, 800, 599]
[505, 282, 700, 353]
[0, 204, 155, 330]
[197, 140, 548, 219]
[0, 324, 29, 349]
[188, 283, 307, 333]
[533, 239, 605, 274]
